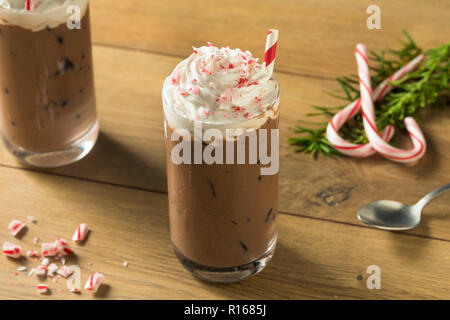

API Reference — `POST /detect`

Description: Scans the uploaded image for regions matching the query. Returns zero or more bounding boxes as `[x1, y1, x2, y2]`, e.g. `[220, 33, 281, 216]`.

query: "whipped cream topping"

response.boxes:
[162, 44, 278, 127]
[0, 0, 88, 31]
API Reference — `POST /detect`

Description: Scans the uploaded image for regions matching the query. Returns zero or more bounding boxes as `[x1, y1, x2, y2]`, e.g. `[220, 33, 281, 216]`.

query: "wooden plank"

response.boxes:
[89, 0, 450, 78]
[0, 166, 449, 299]
[0, 45, 449, 241]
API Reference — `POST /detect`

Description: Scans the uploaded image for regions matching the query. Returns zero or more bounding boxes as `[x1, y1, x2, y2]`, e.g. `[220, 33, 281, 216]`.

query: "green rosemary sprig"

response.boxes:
[288, 31, 450, 157]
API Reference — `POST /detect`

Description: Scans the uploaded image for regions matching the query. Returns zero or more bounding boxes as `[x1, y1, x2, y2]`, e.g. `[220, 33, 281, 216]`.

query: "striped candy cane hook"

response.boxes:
[326, 98, 394, 157]
[355, 44, 426, 163]
[327, 47, 426, 160]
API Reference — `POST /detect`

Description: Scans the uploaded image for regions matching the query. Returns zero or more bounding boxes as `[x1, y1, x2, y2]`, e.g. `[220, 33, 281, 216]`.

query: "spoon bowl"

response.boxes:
[357, 200, 420, 231]
[357, 184, 450, 231]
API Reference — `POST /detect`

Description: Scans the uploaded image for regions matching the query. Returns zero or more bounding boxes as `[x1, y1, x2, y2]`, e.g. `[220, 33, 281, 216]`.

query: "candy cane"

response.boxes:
[327, 53, 426, 157]
[355, 44, 426, 163]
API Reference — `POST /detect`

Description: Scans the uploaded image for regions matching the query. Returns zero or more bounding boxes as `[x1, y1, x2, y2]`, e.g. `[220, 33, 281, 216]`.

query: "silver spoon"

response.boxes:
[357, 183, 450, 231]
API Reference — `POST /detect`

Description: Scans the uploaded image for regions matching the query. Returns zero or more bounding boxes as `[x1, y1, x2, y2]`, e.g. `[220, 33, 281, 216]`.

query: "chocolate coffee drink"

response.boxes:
[163, 44, 280, 282]
[0, 0, 98, 167]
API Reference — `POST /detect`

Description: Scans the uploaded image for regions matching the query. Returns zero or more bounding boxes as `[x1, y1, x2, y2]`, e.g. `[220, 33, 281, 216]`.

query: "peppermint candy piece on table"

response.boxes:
[72, 223, 89, 243]
[41, 242, 59, 257]
[37, 284, 48, 294]
[8, 220, 26, 237]
[84, 272, 105, 293]
[32, 265, 47, 277]
[42, 239, 73, 257]
[47, 264, 59, 277]
[27, 216, 36, 223]
[66, 265, 81, 293]
[70, 288, 81, 294]
[27, 249, 40, 258]
[55, 238, 73, 256]
[57, 265, 73, 279]
[2, 242, 22, 259]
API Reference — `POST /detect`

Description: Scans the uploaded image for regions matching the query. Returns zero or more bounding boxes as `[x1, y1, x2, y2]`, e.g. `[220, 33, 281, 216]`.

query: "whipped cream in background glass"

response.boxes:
[0, 0, 88, 31]
[162, 44, 279, 132]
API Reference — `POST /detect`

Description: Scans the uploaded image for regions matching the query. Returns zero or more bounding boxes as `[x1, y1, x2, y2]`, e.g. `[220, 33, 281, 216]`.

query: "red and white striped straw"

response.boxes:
[264, 29, 279, 78]
[326, 53, 425, 158]
[25, 0, 37, 11]
[355, 44, 426, 163]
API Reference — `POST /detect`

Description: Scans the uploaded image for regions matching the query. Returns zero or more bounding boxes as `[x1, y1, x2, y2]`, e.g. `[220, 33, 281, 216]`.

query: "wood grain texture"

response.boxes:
[0, 167, 449, 300]
[89, 0, 450, 78]
[0, 45, 448, 241]
[0, 0, 449, 300]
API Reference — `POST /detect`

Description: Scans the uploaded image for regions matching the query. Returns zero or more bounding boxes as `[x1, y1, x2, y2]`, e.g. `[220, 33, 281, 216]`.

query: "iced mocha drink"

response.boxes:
[163, 45, 279, 282]
[0, 0, 98, 167]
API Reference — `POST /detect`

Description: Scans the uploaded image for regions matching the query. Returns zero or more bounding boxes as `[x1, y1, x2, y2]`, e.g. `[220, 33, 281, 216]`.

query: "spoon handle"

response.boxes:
[414, 183, 450, 211]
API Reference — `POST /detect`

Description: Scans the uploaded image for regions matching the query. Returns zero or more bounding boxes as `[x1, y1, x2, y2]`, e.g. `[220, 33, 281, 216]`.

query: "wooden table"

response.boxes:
[1, 0, 449, 300]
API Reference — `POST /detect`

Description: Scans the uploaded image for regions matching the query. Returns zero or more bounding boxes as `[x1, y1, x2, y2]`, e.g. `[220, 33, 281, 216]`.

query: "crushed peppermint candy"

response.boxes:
[37, 284, 48, 294]
[3, 220, 111, 296]
[47, 263, 59, 277]
[41, 242, 59, 257]
[27, 216, 37, 223]
[72, 223, 88, 243]
[57, 266, 72, 279]
[2, 242, 22, 259]
[31, 265, 47, 277]
[41, 239, 72, 257]
[55, 238, 73, 256]
[8, 220, 26, 237]
[27, 249, 40, 258]
[84, 272, 105, 293]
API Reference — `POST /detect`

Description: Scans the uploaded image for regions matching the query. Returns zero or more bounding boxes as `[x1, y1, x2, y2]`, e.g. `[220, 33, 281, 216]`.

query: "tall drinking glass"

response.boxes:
[162, 45, 280, 282]
[0, 0, 98, 167]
